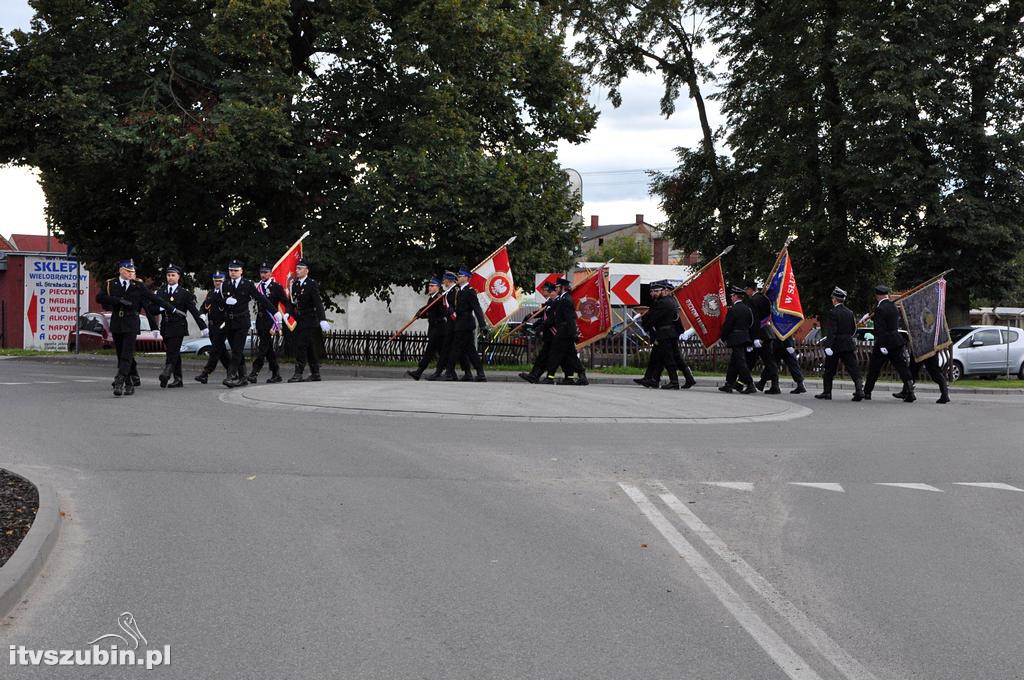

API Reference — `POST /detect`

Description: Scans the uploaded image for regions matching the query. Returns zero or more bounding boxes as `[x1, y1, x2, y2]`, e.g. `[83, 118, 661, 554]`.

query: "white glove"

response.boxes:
[225, 297, 238, 306]
[274, 312, 283, 324]
[753, 339, 763, 348]
[880, 347, 889, 355]
[858, 313, 870, 324]
[745, 346, 753, 353]
[201, 328, 209, 337]
[786, 346, 796, 355]
[319, 320, 330, 333]
[824, 347, 833, 357]
[152, 330, 160, 339]
[200, 314, 208, 324]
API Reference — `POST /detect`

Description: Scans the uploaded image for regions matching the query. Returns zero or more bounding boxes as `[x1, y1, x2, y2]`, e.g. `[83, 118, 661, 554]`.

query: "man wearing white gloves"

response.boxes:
[744, 280, 781, 394]
[152, 263, 207, 388]
[286, 258, 330, 383]
[815, 286, 864, 401]
[862, 284, 915, 402]
[220, 260, 275, 388]
[249, 262, 290, 384]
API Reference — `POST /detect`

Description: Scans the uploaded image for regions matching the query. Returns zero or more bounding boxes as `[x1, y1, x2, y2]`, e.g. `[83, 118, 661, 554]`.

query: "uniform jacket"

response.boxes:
[221, 277, 273, 330]
[417, 292, 447, 336]
[96, 278, 176, 334]
[288, 277, 327, 329]
[822, 303, 857, 352]
[872, 299, 905, 349]
[644, 295, 682, 340]
[532, 298, 556, 340]
[202, 286, 228, 332]
[545, 292, 578, 338]
[254, 279, 288, 331]
[441, 285, 459, 330]
[720, 301, 754, 347]
[154, 285, 206, 338]
[746, 292, 772, 341]
[453, 284, 487, 331]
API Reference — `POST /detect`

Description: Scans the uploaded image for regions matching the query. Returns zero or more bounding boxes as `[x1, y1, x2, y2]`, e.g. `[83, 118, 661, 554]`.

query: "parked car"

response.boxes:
[949, 325, 1024, 381]
[181, 323, 259, 355]
[67, 312, 165, 352]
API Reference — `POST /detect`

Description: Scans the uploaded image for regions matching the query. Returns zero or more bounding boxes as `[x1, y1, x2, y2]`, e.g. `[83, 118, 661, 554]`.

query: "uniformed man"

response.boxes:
[744, 280, 781, 394]
[814, 286, 864, 401]
[220, 260, 274, 388]
[519, 281, 558, 383]
[425, 272, 472, 381]
[95, 259, 179, 396]
[153, 264, 207, 388]
[286, 258, 330, 383]
[249, 262, 288, 384]
[718, 286, 757, 394]
[537, 277, 578, 384]
[195, 271, 240, 384]
[896, 354, 950, 404]
[636, 281, 684, 389]
[556, 277, 591, 386]
[757, 337, 806, 394]
[863, 285, 915, 402]
[406, 277, 447, 380]
[450, 268, 488, 382]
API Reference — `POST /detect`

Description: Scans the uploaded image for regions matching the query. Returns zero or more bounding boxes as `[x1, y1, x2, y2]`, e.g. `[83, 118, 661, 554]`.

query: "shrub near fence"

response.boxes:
[282, 329, 951, 382]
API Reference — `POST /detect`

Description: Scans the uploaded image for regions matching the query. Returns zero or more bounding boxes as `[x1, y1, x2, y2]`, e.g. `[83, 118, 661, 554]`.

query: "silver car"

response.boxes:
[949, 325, 1024, 381]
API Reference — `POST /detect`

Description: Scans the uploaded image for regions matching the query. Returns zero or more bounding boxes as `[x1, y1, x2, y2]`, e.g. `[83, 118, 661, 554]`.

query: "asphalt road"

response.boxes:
[2, 357, 1023, 679]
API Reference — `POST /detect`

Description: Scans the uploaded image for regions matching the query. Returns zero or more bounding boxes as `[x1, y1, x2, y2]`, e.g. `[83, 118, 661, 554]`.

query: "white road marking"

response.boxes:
[33, 381, 62, 384]
[953, 482, 1024, 492]
[789, 483, 845, 492]
[73, 379, 100, 383]
[874, 483, 943, 492]
[620, 483, 825, 680]
[654, 483, 882, 680]
[704, 481, 754, 492]
[0, 382, 31, 385]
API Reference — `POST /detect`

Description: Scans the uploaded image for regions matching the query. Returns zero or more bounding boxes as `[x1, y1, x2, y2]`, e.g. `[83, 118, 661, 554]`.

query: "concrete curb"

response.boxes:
[0, 467, 61, 619]
[6, 353, 1023, 396]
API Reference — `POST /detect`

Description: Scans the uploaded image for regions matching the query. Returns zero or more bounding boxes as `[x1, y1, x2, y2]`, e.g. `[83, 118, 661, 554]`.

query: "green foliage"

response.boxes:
[0, 1, 597, 298]
[593, 235, 652, 264]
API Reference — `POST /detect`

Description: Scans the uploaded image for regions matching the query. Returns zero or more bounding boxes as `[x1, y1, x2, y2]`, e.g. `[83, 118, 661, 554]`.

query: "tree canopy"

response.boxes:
[1, 0, 597, 297]
[593, 234, 652, 264]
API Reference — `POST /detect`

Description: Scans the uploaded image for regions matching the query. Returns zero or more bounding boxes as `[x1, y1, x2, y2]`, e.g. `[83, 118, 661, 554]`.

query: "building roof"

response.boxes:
[0, 234, 12, 251]
[580, 221, 656, 243]
[3, 233, 67, 253]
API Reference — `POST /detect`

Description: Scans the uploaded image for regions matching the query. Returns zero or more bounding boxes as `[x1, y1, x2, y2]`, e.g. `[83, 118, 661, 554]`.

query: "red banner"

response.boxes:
[674, 258, 728, 348]
[270, 234, 306, 331]
[573, 268, 612, 350]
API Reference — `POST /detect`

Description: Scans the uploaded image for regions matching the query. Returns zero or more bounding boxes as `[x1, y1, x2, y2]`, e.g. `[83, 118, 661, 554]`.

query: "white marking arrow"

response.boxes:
[704, 482, 754, 492]
[875, 483, 943, 492]
[953, 482, 1024, 492]
[789, 483, 845, 492]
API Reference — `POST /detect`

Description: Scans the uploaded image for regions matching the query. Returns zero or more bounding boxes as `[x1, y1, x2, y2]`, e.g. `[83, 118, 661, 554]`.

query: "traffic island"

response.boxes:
[0, 468, 60, 618]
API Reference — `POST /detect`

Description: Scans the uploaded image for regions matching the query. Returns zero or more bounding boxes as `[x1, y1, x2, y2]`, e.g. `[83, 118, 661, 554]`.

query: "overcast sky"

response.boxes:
[0, 2, 720, 237]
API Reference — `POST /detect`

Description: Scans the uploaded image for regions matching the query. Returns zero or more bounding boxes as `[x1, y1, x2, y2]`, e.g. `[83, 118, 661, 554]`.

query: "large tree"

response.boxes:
[1, 0, 596, 298]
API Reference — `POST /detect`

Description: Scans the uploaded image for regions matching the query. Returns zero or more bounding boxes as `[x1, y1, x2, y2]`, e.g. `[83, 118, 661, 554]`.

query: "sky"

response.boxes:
[0, 2, 721, 237]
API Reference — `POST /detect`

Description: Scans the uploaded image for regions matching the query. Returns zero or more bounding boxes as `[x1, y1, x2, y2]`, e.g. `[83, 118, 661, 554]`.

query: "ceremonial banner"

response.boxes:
[765, 247, 804, 340]
[573, 267, 612, 350]
[674, 258, 728, 348]
[471, 245, 520, 326]
[270, 232, 307, 331]
[896, 277, 951, 362]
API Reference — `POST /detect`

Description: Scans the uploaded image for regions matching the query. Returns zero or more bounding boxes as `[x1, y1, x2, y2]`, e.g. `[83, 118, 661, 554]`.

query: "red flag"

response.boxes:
[573, 268, 612, 349]
[470, 245, 519, 326]
[270, 233, 307, 331]
[674, 258, 728, 348]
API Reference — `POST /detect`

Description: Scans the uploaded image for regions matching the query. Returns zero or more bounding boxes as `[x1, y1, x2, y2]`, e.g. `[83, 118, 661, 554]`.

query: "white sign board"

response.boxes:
[23, 256, 90, 351]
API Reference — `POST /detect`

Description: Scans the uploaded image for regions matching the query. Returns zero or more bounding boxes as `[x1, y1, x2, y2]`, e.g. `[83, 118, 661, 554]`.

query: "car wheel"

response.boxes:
[949, 361, 963, 383]
[198, 347, 210, 356]
[1018, 362, 1024, 381]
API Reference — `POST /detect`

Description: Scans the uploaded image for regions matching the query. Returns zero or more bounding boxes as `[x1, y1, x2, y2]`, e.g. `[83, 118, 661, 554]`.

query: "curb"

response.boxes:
[6, 353, 1023, 396]
[0, 467, 61, 619]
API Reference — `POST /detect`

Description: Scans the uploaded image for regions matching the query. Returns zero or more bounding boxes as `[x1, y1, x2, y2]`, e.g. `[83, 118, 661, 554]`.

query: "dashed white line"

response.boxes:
[874, 483, 944, 492]
[704, 481, 754, 492]
[952, 482, 1024, 492]
[790, 483, 845, 492]
[620, 483, 825, 680]
[0, 382, 31, 385]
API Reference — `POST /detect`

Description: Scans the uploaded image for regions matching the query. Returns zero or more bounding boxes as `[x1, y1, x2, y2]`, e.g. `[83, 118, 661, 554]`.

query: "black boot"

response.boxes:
[287, 370, 304, 383]
[937, 391, 950, 404]
[424, 372, 443, 381]
[406, 369, 422, 381]
[754, 378, 766, 392]
[159, 363, 171, 388]
[681, 366, 696, 389]
[902, 381, 916, 403]
[814, 392, 832, 400]
[790, 383, 806, 394]
[765, 380, 782, 395]
[247, 371, 259, 384]
[168, 378, 184, 388]
[852, 382, 864, 401]
[740, 383, 758, 394]
[123, 381, 135, 396]
[474, 374, 487, 382]
[266, 371, 283, 384]
[717, 383, 736, 393]
[575, 371, 589, 386]
[194, 371, 209, 384]
[661, 381, 680, 390]
[131, 375, 141, 387]
[308, 372, 322, 382]
[112, 375, 124, 397]
[519, 372, 537, 384]
[816, 377, 832, 400]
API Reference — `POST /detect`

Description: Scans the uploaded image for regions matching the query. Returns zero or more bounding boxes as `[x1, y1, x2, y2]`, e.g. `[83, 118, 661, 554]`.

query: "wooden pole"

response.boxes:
[669, 244, 735, 294]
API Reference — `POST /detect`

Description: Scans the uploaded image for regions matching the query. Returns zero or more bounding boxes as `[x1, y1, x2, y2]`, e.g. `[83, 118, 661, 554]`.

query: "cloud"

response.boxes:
[0, 165, 48, 236]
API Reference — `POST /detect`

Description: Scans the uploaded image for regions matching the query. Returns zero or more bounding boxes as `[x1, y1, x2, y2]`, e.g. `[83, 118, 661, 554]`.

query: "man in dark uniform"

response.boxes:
[863, 285, 915, 402]
[540, 277, 580, 384]
[249, 262, 288, 384]
[635, 281, 684, 389]
[757, 337, 806, 394]
[814, 286, 864, 401]
[718, 286, 757, 394]
[426, 272, 472, 381]
[406, 277, 447, 380]
[744, 280, 781, 394]
[519, 282, 558, 383]
[896, 354, 950, 404]
[286, 258, 330, 383]
[450, 268, 488, 382]
[95, 259, 180, 396]
[195, 271, 239, 383]
[153, 263, 206, 388]
[222, 260, 274, 388]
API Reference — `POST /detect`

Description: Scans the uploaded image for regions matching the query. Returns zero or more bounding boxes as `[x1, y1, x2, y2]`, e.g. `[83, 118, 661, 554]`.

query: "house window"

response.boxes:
[598, 238, 604, 246]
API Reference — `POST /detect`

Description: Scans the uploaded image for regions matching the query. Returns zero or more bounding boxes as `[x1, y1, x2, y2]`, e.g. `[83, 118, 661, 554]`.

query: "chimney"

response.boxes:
[590, 215, 599, 230]
[636, 213, 644, 226]
[652, 237, 670, 265]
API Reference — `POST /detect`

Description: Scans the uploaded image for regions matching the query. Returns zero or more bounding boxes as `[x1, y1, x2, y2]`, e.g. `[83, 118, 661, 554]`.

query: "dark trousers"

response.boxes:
[747, 341, 779, 383]
[864, 345, 913, 393]
[763, 345, 803, 384]
[203, 331, 239, 375]
[545, 334, 574, 377]
[112, 331, 137, 378]
[226, 327, 249, 378]
[911, 355, 948, 393]
[438, 328, 472, 376]
[293, 325, 321, 374]
[252, 328, 279, 375]
[645, 337, 678, 382]
[726, 346, 754, 386]
[451, 329, 484, 376]
[529, 336, 553, 378]
[416, 330, 445, 372]
[163, 335, 184, 378]
[822, 350, 862, 392]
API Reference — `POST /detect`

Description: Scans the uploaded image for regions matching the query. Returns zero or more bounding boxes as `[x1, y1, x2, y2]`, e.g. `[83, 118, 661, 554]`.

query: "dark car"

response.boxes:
[67, 312, 165, 353]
